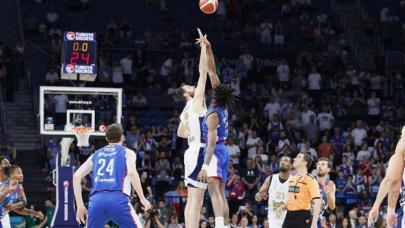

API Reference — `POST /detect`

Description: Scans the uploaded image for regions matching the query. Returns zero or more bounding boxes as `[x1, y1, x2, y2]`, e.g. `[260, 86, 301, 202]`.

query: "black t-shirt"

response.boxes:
[242, 167, 260, 184]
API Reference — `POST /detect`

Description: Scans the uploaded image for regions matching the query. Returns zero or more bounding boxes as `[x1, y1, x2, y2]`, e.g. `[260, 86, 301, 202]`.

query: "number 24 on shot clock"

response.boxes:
[62, 32, 97, 75]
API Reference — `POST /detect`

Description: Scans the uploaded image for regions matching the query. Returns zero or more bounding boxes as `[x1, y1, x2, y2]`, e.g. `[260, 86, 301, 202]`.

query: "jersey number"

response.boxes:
[97, 159, 114, 176]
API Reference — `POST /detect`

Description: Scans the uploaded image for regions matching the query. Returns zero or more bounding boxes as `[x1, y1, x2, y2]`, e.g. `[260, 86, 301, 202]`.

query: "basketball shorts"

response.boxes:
[88, 191, 142, 228]
[395, 207, 404, 228]
[282, 210, 311, 228]
[206, 144, 229, 183]
[184, 143, 207, 189]
[268, 214, 284, 228]
[0, 214, 10, 228]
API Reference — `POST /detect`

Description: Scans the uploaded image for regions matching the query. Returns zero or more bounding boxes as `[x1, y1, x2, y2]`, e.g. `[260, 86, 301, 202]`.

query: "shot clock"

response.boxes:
[61, 31, 97, 80]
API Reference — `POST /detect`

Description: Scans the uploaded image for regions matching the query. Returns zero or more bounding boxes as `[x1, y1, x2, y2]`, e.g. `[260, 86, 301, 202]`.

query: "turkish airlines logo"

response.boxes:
[65, 64, 75, 73]
[66, 32, 76, 40]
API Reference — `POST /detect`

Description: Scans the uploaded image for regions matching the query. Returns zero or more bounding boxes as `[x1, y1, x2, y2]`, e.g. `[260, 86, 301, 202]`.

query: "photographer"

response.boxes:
[144, 208, 165, 228]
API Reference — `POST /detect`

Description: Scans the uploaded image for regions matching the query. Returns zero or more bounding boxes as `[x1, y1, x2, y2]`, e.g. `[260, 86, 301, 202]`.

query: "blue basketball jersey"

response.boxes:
[91, 144, 131, 196]
[0, 180, 19, 219]
[202, 107, 228, 144]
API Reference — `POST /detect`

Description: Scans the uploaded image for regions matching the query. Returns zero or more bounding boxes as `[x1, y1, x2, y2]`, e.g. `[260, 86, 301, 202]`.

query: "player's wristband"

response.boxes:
[202, 164, 209, 172]
[387, 207, 395, 214]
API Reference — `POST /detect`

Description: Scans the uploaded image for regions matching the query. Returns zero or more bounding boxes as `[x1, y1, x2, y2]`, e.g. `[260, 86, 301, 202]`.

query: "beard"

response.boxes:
[317, 171, 327, 177]
[280, 167, 289, 173]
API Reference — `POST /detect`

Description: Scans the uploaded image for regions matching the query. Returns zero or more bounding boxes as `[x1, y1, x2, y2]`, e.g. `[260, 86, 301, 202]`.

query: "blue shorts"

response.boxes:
[184, 144, 207, 189]
[205, 144, 229, 183]
[88, 191, 142, 228]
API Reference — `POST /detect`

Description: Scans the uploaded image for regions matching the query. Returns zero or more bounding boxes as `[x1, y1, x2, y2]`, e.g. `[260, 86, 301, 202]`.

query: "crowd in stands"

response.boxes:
[11, 0, 405, 227]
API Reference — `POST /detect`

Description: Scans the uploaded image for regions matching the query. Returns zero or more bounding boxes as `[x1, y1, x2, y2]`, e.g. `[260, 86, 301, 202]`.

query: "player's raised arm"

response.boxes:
[192, 31, 208, 113]
[126, 148, 151, 211]
[255, 175, 271, 201]
[73, 155, 93, 224]
[206, 42, 220, 88]
[385, 128, 405, 226]
[326, 182, 336, 211]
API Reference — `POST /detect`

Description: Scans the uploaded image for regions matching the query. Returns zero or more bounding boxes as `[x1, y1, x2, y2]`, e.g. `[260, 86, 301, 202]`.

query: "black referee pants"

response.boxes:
[282, 210, 312, 228]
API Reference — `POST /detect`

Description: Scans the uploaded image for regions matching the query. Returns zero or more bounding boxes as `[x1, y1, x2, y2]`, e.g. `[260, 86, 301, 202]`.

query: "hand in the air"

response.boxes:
[196, 28, 211, 48]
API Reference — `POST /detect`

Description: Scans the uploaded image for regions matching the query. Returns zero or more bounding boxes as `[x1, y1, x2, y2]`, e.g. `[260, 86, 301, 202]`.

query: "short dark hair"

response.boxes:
[106, 123, 123, 143]
[176, 83, 187, 102]
[300, 152, 313, 170]
[318, 157, 333, 169]
[4, 165, 20, 177]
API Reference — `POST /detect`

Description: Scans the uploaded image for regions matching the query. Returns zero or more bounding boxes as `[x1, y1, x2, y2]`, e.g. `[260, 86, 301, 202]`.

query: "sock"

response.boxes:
[215, 217, 225, 228]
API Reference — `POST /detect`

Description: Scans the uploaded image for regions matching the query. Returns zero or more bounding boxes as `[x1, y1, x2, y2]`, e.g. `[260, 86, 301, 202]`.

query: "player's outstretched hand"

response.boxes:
[196, 28, 210, 48]
[76, 205, 88, 225]
[141, 198, 151, 212]
[198, 170, 207, 183]
[35, 211, 45, 220]
[368, 206, 379, 227]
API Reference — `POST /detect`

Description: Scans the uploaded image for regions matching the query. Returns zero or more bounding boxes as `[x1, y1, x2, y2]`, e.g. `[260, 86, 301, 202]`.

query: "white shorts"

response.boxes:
[1, 214, 11, 228]
[268, 215, 284, 228]
[184, 143, 207, 189]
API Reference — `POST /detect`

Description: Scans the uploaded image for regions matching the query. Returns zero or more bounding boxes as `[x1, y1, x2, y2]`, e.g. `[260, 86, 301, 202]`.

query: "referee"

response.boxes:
[280, 152, 321, 228]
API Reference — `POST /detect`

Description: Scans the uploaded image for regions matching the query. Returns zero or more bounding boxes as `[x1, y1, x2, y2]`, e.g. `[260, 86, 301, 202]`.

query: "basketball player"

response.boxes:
[315, 158, 336, 228]
[178, 29, 220, 228]
[73, 123, 151, 227]
[0, 165, 44, 225]
[0, 157, 10, 228]
[255, 155, 292, 228]
[368, 126, 405, 227]
[198, 84, 236, 228]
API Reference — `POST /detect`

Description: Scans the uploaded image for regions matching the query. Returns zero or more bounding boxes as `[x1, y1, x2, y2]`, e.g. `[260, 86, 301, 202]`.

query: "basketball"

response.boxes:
[199, 0, 218, 14]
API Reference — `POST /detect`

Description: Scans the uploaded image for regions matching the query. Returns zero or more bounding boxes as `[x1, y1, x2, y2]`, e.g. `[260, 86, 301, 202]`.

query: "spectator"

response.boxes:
[45, 68, 59, 85]
[25, 205, 41, 228]
[277, 59, 290, 88]
[307, 67, 322, 100]
[259, 19, 272, 46]
[357, 215, 367, 228]
[356, 143, 370, 161]
[241, 158, 260, 201]
[112, 61, 124, 85]
[317, 106, 334, 132]
[46, 10, 58, 24]
[131, 92, 148, 110]
[160, 57, 173, 78]
[302, 140, 317, 161]
[301, 104, 316, 126]
[37, 200, 55, 228]
[119, 19, 132, 39]
[318, 135, 333, 159]
[239, 48, 254, 71]
[120, 53, 133, 83]
[351, 120, 367, 148]
[304, 115, 319, 144]
[264, 96, 281, 120]
[158, 200, 171, 225]
[227, 172, 246, 215]
[246, 130, 261, 159]
[267, 114, 283, 142]
[367, 91, 380, 124]
[227, 138, 241, 166]
[167, 214, 183, 228]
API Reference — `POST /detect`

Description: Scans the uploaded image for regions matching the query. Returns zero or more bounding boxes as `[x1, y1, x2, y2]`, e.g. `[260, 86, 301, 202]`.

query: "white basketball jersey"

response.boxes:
[180, 99, 206, 145]
[268, 173, 290, 225]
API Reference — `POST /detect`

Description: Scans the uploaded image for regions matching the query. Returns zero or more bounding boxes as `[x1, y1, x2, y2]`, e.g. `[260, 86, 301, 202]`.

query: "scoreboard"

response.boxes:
[61, 31, 97, 80]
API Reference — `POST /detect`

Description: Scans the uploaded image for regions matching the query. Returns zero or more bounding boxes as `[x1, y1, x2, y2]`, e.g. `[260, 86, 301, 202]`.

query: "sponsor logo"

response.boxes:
[63, 180, 69, 221]
[66, 32, 75, 40]
[65, 64, 75, 73]
[75, 65, 95, 74]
